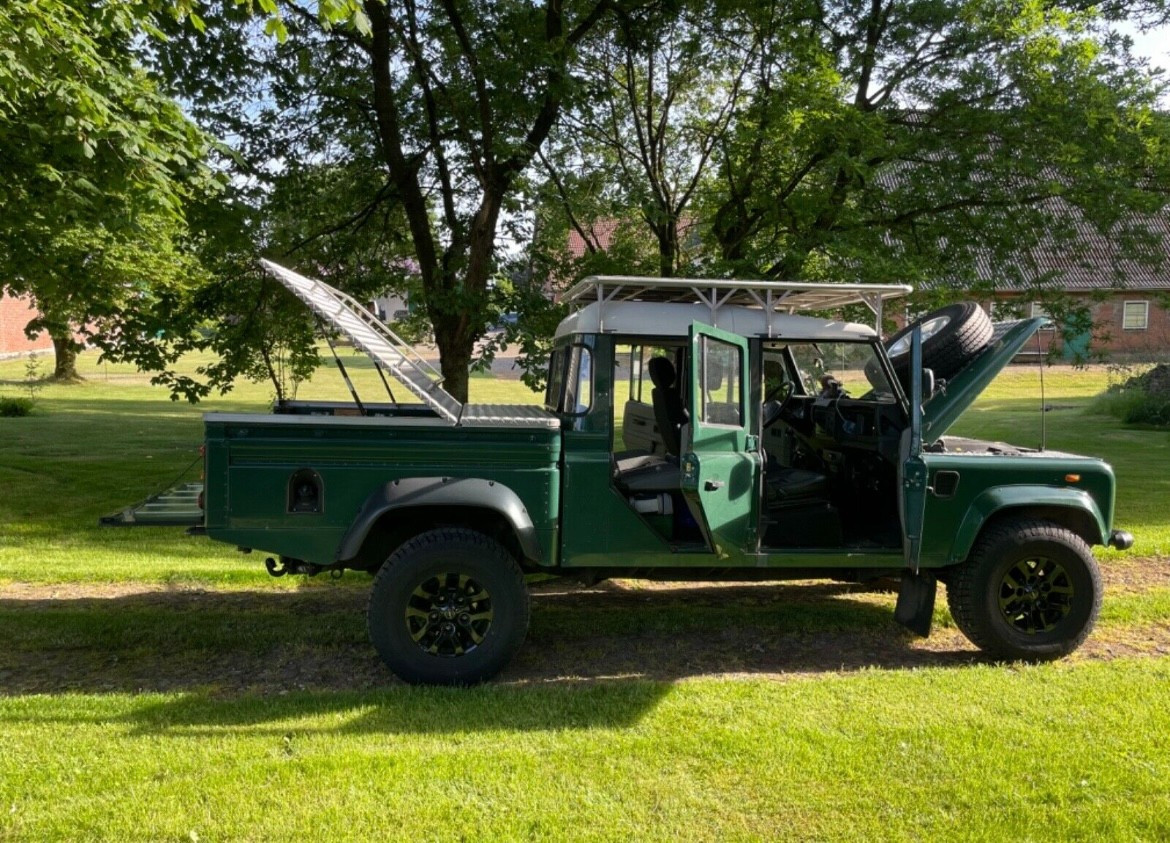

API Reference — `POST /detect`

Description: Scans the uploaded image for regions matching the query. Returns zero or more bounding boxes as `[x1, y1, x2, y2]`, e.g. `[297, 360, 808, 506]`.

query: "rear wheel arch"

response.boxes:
[336, 477, 544, 572]
[351, 504, 532, 573]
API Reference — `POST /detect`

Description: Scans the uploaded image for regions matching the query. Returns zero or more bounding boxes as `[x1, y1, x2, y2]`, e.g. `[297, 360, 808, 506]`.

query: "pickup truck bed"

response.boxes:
[202, 405, 562, 568]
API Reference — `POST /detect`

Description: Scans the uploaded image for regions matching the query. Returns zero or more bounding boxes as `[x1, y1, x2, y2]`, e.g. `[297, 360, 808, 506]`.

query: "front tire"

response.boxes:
[946, 519, 1102, 661]
[368, 527, 530, 685]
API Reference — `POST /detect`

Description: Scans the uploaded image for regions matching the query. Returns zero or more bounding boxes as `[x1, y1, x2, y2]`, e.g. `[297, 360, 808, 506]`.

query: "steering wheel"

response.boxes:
[762, 380, 795, 428]
[765, 380, 794, 404]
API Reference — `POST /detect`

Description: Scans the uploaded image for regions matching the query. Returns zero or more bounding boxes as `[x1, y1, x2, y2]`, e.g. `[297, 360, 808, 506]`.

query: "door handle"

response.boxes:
[704, 479, 724, 491]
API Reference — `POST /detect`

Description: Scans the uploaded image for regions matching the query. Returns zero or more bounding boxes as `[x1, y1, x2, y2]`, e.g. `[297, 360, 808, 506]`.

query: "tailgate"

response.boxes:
[99, 482, 205, 528]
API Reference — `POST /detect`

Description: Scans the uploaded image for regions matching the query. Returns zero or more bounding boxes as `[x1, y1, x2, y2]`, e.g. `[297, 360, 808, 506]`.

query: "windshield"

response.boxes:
[765, 341, 898, 402]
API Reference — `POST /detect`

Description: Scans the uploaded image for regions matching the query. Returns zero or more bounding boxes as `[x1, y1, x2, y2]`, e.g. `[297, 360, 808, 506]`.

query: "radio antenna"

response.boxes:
[1037, 329, 1046, 452]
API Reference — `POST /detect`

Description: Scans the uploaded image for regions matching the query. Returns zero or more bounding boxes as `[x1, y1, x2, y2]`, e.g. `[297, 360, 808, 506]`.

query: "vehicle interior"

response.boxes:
[609, 338, 909, 551]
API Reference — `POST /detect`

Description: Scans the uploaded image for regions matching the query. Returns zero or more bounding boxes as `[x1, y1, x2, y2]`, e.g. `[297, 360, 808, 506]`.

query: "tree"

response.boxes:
[0, 0, 213, 380]
[151, 0, 631, 403]
[552, 1, 756, 277]
[536, 0, 1170, 337]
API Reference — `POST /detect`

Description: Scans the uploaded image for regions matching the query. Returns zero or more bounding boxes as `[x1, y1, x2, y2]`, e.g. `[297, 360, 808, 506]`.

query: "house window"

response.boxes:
[1123, 301, 1149, 331]
[1030, 302, 1052, 320]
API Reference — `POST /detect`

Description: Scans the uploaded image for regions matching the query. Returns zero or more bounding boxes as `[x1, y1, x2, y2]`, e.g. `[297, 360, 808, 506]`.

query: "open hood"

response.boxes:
[920, 317, 1047, 441]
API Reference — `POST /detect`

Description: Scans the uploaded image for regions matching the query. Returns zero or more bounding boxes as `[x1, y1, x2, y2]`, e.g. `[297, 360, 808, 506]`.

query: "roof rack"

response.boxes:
[561, 275, 912, 333]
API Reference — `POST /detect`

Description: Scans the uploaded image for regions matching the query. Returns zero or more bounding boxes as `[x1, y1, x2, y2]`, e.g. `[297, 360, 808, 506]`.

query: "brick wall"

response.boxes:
[1087, 295, 1170, 356]
[0, 293, 53, 359]
[985, 293, 1170, 359]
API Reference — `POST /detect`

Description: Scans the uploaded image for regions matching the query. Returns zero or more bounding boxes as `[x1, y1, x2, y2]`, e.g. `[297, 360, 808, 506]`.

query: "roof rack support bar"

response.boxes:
[855, 292, 885, 336]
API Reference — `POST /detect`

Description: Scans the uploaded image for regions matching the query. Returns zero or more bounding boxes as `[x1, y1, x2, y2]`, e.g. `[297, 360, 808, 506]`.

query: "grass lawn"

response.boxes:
[1, 352, 1168, 840]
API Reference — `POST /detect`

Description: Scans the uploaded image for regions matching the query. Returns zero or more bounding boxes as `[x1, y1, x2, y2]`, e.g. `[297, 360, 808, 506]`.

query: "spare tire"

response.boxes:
[885, 302, 993, 385]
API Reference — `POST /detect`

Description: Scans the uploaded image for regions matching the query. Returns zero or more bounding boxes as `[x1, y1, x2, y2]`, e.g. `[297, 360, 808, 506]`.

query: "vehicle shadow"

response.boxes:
[0, 580, 982, 685]
[0, 579, 987, 733]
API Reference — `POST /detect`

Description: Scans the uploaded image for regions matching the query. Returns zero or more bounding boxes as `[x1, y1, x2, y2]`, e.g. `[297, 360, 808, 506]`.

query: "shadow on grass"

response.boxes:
[0, 579, 987, 730]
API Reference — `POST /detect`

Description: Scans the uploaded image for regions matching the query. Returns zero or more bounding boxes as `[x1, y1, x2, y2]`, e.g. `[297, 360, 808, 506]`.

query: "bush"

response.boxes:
[1093, 363, 1170, 428]
[0, 396, 34, 417]
[1121, 393, 1170, 427]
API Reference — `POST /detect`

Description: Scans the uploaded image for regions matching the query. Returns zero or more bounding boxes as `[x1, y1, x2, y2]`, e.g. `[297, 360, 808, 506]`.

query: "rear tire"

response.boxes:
[946, 519, 1101, 661]
[368, 527, 529, 685]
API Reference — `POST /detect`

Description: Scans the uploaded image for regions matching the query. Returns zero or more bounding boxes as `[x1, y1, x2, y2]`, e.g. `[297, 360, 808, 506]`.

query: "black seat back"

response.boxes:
[648, 356, 687, 456]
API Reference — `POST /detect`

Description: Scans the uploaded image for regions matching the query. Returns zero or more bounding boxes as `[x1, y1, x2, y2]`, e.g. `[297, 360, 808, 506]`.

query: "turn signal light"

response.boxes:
[1065, 474, 1081, 483]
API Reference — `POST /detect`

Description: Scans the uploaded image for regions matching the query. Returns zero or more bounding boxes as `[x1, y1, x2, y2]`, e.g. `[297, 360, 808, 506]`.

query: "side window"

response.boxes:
[544, 347, 567, 411]
[762, 349, 792, 399]
[699, 336, 742, 426]
[563, 346, 593, 414]
[623, 345, 643, 404]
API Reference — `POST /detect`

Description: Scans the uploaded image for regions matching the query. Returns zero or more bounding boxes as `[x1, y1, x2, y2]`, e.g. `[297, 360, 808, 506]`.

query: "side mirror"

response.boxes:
[922, 368, 936, 402]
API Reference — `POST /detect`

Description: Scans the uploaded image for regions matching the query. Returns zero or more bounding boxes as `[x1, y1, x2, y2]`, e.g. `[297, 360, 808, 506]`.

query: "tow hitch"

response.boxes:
[266, 556, 326, 577]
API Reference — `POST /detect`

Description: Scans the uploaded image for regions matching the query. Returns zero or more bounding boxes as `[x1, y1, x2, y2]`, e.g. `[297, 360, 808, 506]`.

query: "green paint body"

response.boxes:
[202, 317, 1118, 575]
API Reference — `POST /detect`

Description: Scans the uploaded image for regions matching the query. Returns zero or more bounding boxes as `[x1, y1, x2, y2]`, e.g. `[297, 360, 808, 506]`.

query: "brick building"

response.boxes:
[971, 211, 1170, 360]
[0, 293, 52, 360]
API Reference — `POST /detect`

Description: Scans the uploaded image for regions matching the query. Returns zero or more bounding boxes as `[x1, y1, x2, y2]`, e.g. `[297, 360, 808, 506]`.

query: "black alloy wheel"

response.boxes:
[405, 572, 494, 657]
[946, 518, 1101, 661]
[368, 527, 530, 685]
[996, 556, 1074, 635]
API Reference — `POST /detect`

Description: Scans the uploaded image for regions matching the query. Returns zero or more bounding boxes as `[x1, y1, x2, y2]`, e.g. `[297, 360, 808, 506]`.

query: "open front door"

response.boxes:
[681, 322, 761, 555]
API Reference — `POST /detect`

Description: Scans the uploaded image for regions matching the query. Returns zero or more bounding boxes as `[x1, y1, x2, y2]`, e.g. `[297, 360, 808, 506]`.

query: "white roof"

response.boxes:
[554, 301, 878, 341]
[555, 275, 909, 341]
[561, 275, 912, 310]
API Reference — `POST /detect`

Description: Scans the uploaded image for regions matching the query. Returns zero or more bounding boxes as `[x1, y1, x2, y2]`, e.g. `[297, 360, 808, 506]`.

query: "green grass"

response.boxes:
[1, 663, 1168, 840]
[2, 353, 1170, 840]
[0, 349, 542, 586]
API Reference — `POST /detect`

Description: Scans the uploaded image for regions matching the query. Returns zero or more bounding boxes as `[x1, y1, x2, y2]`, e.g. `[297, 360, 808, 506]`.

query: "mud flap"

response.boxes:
[894, 571, 936, 637]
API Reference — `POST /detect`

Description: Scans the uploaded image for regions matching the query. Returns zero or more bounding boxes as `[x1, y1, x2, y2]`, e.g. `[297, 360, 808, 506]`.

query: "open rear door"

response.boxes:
[681, 322, 761, 555]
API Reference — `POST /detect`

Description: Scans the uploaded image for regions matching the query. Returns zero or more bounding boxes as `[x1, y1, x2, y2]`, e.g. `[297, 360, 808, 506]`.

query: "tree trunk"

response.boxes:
[435, 328, 473, 404]
[50, 329, 81, 382]
[657, 224, 678, 278]
[429, 200, 502, 404]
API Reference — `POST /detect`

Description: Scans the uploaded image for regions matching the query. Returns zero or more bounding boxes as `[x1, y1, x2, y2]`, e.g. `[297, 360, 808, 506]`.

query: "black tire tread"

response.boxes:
[368, 527, 529, 685]
[946, 518, 1101, 661]
[888, 302, 994, 383]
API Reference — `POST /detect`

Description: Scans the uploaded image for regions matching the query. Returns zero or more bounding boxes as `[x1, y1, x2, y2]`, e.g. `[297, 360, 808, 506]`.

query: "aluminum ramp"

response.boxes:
[261, 259, 463, 423]
[99, 482, 205, 527]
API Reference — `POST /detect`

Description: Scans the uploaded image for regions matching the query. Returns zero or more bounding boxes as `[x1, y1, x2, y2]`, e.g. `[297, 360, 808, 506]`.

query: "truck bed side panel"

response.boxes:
[203, 415, 561, 566]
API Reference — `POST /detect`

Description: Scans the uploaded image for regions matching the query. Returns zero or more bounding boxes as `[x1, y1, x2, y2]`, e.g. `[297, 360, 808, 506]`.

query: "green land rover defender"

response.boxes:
[106, 262, 1133, 685]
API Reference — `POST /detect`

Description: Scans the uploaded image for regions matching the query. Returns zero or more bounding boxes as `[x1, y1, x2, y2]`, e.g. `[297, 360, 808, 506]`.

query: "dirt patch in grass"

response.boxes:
[5, 555, 1165, 602]
[0, 559, 1166, 695]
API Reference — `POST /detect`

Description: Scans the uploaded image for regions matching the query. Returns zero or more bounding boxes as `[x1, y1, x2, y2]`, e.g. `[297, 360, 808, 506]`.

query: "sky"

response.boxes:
[1116, 20, 1170, 96]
